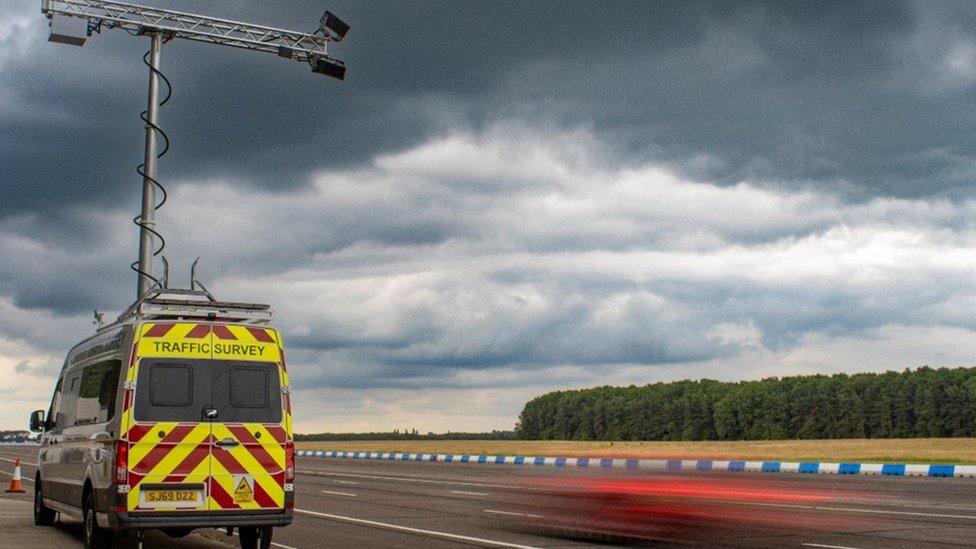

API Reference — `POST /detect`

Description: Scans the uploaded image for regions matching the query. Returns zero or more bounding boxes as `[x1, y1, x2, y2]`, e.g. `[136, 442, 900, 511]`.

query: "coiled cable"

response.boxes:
[130, 47, 172, 292]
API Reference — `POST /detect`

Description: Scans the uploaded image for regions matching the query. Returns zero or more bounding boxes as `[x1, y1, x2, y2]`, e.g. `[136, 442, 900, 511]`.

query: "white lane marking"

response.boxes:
[750, 501, 976, 520]
[802, 544, 863, 549]
[897, 503, 976, 512]
[0, 456, 38, 467]
[321, 490, 357, 497]
[451, 490, 488, 497]
[331, 480, 359, 485]
[0, 470, 34, 483]
[299, 469, 504, 489]
[484, 509, 544, 518]
[297, 468, 581, 497]
[296, 508, 541, 549]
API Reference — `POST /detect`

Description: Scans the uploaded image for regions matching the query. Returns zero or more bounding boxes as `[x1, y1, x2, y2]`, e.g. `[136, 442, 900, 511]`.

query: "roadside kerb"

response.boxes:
[296, 450, 976, 478]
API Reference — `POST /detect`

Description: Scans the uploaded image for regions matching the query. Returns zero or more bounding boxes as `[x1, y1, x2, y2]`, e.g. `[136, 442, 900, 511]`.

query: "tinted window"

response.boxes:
[230, 367, 269, 408]
[134, 359, 281, 423]
[150, 364, 192, 407]
[135, 361, 206, 422]
[47, 377, 64, 431]
[59, 373, 81, 429]
[211, 362, 282, 423]
[74, 360, 121, 425]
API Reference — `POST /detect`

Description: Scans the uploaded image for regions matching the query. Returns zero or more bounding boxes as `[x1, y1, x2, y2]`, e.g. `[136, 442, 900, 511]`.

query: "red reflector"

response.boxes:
[115, 440, 128, 485]
[285, 440, 295, 483]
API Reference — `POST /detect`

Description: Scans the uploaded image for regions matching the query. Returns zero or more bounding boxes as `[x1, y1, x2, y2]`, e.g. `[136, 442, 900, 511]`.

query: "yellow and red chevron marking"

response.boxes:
[209, 423, 285, 510]
[135, 322, 282, 362]
[137, 322, 213, 359]
[119, 342, 139, 439]
[279, 350, 293, 434]
[124, 421, 285, 511]
[211, 325, 281, 361]
[129, 423, 209, 482]
[127, 422, 212, 512]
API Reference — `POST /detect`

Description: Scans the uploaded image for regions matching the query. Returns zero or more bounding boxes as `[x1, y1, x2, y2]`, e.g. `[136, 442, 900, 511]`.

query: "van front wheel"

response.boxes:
[238, 526, 273, 549]
[33, 479, 55, 526]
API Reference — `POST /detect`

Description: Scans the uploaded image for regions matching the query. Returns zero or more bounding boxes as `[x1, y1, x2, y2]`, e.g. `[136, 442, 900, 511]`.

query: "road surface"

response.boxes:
[2, 444, 974, 548]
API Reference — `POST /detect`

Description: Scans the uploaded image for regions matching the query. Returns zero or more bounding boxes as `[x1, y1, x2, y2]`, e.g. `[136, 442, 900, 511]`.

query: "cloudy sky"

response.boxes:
[3, 1, 976, 432]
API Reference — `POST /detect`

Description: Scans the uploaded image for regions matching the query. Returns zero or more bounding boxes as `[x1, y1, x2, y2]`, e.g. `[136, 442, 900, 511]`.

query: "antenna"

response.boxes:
[189, 257, 215, 301]
[40, 0, 349, 300]
[190, 257, 199, 291]
[160, 255, 169, 289]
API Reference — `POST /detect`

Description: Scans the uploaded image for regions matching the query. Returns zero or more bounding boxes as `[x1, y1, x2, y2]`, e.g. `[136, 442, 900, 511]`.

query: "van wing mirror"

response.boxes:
[29, 410, 45, 433]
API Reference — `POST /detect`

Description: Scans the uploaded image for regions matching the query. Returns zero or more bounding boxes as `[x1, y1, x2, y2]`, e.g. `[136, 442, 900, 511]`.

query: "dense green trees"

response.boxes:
[516, 367, 976, 440]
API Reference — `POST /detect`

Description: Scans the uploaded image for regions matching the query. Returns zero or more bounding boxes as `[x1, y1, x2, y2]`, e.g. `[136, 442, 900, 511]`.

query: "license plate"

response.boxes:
[144, 490, 200, 503]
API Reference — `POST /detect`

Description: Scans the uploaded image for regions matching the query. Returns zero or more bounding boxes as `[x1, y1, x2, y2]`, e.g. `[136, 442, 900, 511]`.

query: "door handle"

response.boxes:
[215, 438, 239, 447]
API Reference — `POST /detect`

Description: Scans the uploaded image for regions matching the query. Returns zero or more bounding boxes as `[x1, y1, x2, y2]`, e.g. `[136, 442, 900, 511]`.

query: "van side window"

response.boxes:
[59, 372, 82, 429]
[47, 377, 64, 431]
[150, 364, 193, 407]
[74, 360, 122, 426]
[230, 366, 270, 408]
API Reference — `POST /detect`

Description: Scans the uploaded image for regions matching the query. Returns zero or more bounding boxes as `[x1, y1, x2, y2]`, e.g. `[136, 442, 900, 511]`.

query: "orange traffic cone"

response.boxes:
[5, 459, 25, 493]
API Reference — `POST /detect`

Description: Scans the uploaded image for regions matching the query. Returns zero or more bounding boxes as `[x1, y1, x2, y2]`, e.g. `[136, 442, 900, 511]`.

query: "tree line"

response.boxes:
[516, 367, 976, 440]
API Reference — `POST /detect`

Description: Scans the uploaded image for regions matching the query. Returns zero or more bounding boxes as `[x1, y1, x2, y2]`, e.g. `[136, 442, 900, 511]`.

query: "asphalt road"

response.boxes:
[2, 444, 975, 548]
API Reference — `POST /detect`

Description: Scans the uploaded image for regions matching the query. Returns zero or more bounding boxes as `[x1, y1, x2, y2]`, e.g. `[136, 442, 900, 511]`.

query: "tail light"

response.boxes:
[285, 440, 295, 483]
[115, 440, 128, 485]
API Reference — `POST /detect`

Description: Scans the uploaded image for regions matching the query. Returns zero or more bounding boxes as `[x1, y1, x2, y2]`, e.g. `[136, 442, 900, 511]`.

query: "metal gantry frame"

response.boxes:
[41, 0, 348, 299]
[41, 0, 347, 63]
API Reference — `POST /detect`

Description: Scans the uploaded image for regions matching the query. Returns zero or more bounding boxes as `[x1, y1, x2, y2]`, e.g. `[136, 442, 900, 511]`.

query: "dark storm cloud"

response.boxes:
[8, 1, 976, 431]
[6, 0, 976, 225]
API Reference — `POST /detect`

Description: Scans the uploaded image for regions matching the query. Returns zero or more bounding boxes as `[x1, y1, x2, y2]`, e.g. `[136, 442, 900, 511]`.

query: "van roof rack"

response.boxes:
[117, 289, 273, 325]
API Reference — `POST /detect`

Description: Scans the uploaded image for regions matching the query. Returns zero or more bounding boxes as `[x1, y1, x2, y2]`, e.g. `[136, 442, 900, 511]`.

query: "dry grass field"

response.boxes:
[295, 438, 976, 464]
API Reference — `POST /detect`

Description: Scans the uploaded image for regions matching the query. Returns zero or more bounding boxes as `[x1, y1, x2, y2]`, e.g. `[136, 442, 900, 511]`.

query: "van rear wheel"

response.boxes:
[82, 490, 113, 549]
[238, 526, 273, 549]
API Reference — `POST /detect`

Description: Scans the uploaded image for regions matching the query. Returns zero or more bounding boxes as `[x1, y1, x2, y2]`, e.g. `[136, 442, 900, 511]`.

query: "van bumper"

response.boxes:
[111, 509, 293, 529]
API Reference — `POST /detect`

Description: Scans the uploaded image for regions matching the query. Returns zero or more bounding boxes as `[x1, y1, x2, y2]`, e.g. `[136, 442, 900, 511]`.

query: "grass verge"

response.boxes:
[295, 438, 976, 464]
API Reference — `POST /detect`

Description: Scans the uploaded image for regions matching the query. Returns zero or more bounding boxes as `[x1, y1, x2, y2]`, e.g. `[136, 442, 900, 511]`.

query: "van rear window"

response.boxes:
[230, 367, 269, 409]
[149, 364, 193, 407]
[134, 359, 282, 423]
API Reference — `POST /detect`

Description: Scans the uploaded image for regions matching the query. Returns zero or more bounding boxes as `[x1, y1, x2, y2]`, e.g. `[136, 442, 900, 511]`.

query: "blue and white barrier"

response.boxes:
[295, 450, 976, 478]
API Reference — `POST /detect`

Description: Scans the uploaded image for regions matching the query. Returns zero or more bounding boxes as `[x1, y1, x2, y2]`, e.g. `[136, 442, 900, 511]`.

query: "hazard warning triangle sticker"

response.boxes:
[234, 476, 254, 503]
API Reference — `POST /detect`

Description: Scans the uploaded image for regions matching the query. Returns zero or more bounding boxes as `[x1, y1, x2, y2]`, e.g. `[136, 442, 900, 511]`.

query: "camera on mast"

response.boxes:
[311, 55, 347, 80]
[318, 11, 350, 41]
[48, 14, 87, 46]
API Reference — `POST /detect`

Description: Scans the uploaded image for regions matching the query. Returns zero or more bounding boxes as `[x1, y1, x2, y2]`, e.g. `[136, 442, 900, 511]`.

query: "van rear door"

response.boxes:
[208, 361, 286, 511]
[129, 360, 212, 513]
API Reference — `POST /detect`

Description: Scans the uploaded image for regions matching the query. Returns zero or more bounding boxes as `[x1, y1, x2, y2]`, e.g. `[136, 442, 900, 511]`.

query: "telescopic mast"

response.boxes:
[41, 0, 349, 299]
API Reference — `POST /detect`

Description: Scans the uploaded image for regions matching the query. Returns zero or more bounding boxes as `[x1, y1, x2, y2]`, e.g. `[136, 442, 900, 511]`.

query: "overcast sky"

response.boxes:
[3, 1, 976, 432]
